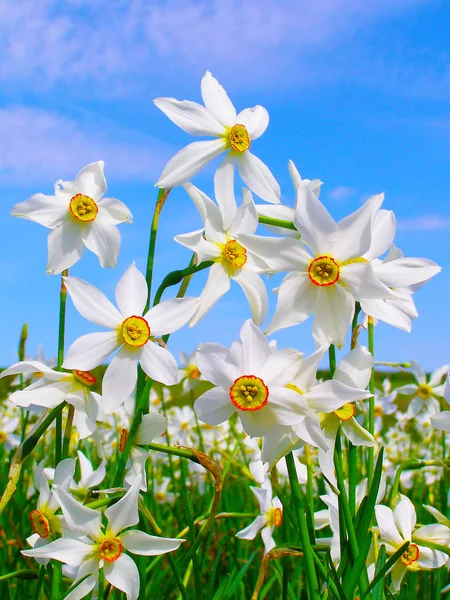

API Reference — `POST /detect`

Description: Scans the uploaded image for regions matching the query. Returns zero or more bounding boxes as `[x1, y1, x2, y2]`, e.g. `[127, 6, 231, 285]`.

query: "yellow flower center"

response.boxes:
[72, 370, 97, 386]
[69, 194, 98, 222]
[155, 491, 167, 502]
[417, 385, 432, 399]
[308, 256, 340, 286]
[0, 431, 6, 444]
[229, 375, 269, 412]
[268, 507, 283, 527]
[29, 509, 50, 538]
[228, 124, 251, 153]
[334, 403, 356, 421]
[121, 316, 150, 347]
[401, 543, 419, 566]
[374, 405, 384, 417]
[99, 538, 123, 562]
[223, 239, 247, 269]
[186, 365, 201, 380]
[181, 421, 189, 431]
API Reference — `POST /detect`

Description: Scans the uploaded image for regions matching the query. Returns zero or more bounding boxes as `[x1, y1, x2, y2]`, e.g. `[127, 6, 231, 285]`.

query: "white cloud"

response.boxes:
[398, 214, 450, 231]
[327, 185, 356, 201]
[0, 0, 429, 94]
[0, 106, 173, 184]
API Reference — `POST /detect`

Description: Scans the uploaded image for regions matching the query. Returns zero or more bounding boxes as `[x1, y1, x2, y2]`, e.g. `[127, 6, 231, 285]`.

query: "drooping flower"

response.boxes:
[194, 319, 305, 438]
[11, 161, 132, 274]
[22, 477, 184, 600]
[236, 478, 283, 554]
[154, 71, 280, 204]
[375, 495, 449, 591]
[431, 373, 450, 432]
[175, 183, 269, 326]
[396, 360, 448, 417]
[61, 263, 199, 413]
[0, 361, 104, 439]
[239, 182, 392, 347]
[0, 414, 20, 450]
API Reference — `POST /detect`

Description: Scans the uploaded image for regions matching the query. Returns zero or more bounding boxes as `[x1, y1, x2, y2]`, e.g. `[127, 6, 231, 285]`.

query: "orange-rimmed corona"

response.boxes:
[272, 507, 283, 527]
[228, 124, 251, 153]
[186, 365, 201, 380]
[417, 385, 432, 399]
[99, 538, 123, 562]
[73, 370, 97, 386]
[401, 543, 419, 566]
[308, 256, 340, 287]
[334, 403, 356, 421]
[229, 375, 269, 412]
[29, 509, 50, 538]
[69, 194, 98, 222]
[121, 316, 150, 347]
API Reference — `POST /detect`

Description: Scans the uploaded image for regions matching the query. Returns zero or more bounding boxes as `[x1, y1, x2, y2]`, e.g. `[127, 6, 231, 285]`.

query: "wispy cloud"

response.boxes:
[0, 106, 173, 184]
[398, 214, 450, 231]
[327, 186, 356, 202]
[0, 0, 430, 95]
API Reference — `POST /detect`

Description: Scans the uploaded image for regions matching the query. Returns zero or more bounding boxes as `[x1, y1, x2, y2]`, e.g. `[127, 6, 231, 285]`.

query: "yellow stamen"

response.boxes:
[417, 385, 432, 399]
[230, 375, 269, 412]
[401, 543, 419, 566]
[69, 194, 98, 222]
[223, 239, 247, 269]
[308, 256, 340, 287]
[99, 538, 123, 562]
[121, 315, 150, 347]
[228, 124, 251, 153]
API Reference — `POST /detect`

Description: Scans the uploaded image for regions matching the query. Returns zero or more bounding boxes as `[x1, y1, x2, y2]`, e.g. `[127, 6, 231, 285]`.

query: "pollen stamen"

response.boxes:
[308, 256, 340, 287]
[69, 194, 98, 223]
[230, 375, 269, 412]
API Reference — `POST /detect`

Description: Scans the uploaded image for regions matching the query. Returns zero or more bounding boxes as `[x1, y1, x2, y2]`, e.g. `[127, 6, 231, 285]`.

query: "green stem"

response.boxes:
[55, 270, 68, 466]
[328, 345, 336, 377]
[62, 405, 74, 459]
[50, 561, 62, 600]
[257, 215, 297, 231]
[140, 442, 200, 462]
[146, 188, 170, 310]
[32, 566, 46, 600]
[285, 451, 320, 600]
[367, 316, 375, 484]
[153, 259, 213, 306]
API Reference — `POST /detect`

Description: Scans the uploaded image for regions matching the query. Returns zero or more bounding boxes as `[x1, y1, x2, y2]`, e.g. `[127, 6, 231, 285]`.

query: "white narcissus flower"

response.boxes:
[25, 458, 76, 561]
[178, 351, 204, 392]
[11, 161, 132, 274]
[154, 71, 280, 204]
[431, 373, 450, 432]
[22, 477, 184, 600]
[175, 183, 269, 326]
[62, 263, 199, 413]
[236, 479, 283, 554]
[194, 319, 306, 438]
[359, 210, 441, 331]
[396, 360, 448, 417]
[239, 183, 392, 347]
[375, 495, 449, 591]
[0, 361, 104, 439]
[0, 415, 20, 450]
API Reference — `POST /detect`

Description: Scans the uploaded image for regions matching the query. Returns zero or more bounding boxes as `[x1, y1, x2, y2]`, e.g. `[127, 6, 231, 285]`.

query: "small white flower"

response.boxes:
[236, 478, 283, 554]
[11, 161, 132, 274]
[396, 360, 448, 417]
[431, 373, 450, 432]
[62, 263, 199, 413]
[155, 71, 280, 204]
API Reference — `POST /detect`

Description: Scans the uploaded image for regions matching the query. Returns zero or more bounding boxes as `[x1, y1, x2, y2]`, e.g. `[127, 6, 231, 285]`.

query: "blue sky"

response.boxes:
[1, 0, 449, 370]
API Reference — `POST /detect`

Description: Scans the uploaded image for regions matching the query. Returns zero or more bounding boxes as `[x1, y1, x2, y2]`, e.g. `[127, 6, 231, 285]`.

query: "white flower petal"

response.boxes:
[106, 476, 141, 535]
[214, 153, 238, 230]
[261, 525, 276, 554]
[194, 386, 234, 425]
[232, 269, 268, 326]
[333, 346, 373, 390]
[416, 546, 448, 569]
[240, 406, 279, 436]
[237, 235, 310, 273]
[263, 348, 303, 388]
[75, 161, 106, 201]
[293, 345, 328, 392]
[410, 359, 426, 384]
[65, 574, 97, 600]
[334, 193, 384, 261]
[341, 262, 391, 301]
[135, 413, 167, 445]
[140, 342, 178, 386]
[121, 530, 184, 555]
[154, 97, 224, 136]
[156, 139, 225, 188]
[375, 505, 404, 547]
[102, 346, 139, 414]
[414, 524, 450, 545]
[268, 385, 308, 426]
[364, 209, 396, 261]
[0, 360, 62, 380]
[201, 71, 236, 127]
[360, 299, 412, 332]
[431, 411, 450, 433]
[196, 343, 237, 388]
[265, 273, 316, 335]
[236, 515, 266, 540]
[229, 197, 259, 237]
[375, 257, 441, 288]
[104, 553, 139, 600]
[189, 263, 231, 327]
[145, 297, 199, 336]
[238, 151, 280, 204]
[22, 537, 92, 566]
[115, 263, 148, 318]
[342, 418, 375, 446]
[183, 183, 226, 243]
[294, 182, 336, 256]
[236, 106, 269, 140]
[81, 218, 121, 268]
[63, 332, 119, 371]
[394, 495, 416, 541]
[305, 380, 371, 413]
[390, 562, 407, 592]
[64, 276, 123, 329]
[312, 285, 354, 348]
[11, 194, 68, 229]
[98, 197, 132, 224]
[52, 486, 102, 538]
[240, 319, 271, 373]
[47, 221, 84, 274]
